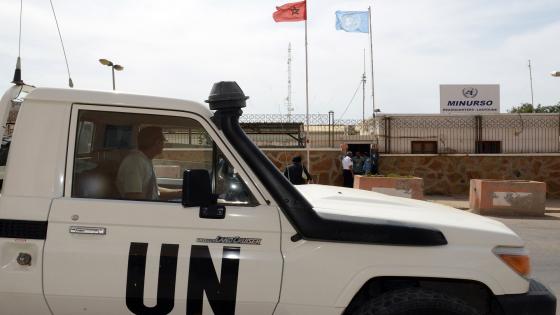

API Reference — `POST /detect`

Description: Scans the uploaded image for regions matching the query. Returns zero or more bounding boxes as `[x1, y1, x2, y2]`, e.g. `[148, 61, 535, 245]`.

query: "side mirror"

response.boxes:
[182, 169, 215, 207]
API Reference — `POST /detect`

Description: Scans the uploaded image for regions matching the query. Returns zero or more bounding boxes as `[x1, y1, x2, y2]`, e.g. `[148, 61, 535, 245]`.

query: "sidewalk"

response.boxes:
[427, 195, 560, 213]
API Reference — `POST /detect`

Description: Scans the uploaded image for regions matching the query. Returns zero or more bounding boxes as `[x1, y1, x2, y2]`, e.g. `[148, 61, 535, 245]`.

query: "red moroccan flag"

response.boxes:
[273, 1, 306, 22]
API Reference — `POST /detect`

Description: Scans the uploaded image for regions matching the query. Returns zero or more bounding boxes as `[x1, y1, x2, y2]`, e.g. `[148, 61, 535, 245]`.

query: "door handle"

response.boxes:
[69, 226, 107, 235]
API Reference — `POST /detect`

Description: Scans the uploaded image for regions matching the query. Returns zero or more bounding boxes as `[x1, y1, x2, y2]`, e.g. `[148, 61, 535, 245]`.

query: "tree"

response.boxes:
[508, 103, 534, 113]
[508, 102, 560, 113]
[536, 103, 560, 113]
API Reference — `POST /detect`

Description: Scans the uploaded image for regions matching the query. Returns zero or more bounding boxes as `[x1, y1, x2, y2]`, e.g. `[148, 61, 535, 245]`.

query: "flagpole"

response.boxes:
[362, 49, 366, 125]
[305, 7, 311, 175]
[368, 6, 375, 118]
[368, 5, 379, 153]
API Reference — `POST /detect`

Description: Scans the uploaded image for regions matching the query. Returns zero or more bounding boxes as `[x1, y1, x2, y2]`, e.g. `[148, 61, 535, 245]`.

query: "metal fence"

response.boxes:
[239, 113, 560, 153]
[240, 113, 374, 149]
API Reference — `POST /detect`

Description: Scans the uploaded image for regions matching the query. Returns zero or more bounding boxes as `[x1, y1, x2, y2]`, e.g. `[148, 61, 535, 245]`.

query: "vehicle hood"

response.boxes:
[296, 185, 523, 247]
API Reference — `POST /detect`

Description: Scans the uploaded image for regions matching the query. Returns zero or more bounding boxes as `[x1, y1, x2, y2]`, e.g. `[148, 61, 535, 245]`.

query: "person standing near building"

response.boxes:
[363, 150, 379, 175]
[371, 149, 379, 175]
[362, 152, 372, 175]
[352, 152, 365, 175]
[342, 151, 353, 187]
[284, 155, 312, 185]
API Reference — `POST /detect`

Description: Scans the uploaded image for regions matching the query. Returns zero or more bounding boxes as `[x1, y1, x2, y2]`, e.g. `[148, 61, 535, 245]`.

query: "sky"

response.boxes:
[0, 0, 559, 118]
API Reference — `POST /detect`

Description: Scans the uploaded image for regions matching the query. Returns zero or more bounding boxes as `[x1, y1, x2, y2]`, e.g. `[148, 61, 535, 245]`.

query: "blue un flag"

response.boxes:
[335, 11, 369, 33]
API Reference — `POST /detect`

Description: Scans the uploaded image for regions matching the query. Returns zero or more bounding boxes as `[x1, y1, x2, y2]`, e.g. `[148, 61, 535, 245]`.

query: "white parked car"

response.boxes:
[0, 82, 555, 315]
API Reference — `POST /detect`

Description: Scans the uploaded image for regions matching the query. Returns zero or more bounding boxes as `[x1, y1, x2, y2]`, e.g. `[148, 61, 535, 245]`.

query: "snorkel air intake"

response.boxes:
[207, 81, 315, 231]
[207, 81, 447, 246]
[206, 81, 249, 111]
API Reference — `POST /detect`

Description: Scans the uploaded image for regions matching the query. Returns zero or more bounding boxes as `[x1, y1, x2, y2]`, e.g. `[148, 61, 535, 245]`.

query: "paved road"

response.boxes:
[492, 214, 560, 315]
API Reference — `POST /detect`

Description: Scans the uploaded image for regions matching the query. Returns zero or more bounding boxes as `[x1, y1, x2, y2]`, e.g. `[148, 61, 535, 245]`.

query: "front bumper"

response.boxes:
[496, 279, 556, 315]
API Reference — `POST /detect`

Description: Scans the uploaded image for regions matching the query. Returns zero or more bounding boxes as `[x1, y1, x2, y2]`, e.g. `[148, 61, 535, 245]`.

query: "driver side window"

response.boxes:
[71, 109, 257, 206]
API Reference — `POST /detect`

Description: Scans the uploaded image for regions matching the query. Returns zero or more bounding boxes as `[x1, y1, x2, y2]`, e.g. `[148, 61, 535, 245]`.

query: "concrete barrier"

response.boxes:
[469, 179, 546, 216]
[354, 175, 424, 200]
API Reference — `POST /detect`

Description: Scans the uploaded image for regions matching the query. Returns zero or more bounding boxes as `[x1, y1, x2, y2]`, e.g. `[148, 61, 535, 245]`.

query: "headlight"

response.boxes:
[493, 246, 531, 278]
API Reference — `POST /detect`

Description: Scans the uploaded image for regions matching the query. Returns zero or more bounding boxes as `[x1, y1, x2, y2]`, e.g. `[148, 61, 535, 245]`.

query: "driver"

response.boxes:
[116, 126, 181, 201]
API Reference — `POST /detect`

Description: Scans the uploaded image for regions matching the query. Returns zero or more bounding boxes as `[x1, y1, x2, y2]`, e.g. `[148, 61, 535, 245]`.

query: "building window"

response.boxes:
[411, 141, 437, 154]
[476, 141, 501, 153]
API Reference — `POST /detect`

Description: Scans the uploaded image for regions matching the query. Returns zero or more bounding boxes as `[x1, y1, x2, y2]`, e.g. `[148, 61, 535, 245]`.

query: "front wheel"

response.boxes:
[352, 288, 481, 315]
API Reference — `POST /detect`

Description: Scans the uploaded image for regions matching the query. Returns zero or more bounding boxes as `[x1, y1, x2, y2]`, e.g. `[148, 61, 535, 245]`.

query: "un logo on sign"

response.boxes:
[462, 87, 478, 98]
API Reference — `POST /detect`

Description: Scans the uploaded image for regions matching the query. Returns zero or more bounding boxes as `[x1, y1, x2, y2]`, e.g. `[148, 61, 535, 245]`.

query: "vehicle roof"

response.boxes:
[25, 87, 213, 118]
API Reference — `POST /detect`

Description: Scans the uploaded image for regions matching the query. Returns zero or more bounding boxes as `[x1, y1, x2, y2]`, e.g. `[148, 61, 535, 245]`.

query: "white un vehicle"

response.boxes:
[0, 81, 555, 315]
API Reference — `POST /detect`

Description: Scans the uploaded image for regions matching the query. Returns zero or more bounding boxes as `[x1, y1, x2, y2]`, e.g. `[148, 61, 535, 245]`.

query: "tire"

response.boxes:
[352, 288, 481, 315]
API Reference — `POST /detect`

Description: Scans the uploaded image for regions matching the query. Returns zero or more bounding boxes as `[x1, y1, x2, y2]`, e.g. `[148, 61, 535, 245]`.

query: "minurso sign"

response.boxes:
[440, 84, 500, 114]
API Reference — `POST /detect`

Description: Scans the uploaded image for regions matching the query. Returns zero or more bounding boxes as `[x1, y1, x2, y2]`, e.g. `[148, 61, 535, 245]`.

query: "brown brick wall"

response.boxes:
[378, 155, 560, 197]
[263, 150, 343, 186]
[265, 152, 560, 197]
[160, 148, 560, 197]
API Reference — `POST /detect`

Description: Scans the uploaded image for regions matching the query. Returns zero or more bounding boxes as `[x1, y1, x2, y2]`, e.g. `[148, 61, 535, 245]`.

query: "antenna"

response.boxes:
[11, 0, 24, 85]
[11, 0, 74, 87]
[528, 60, 534, 107]
[49, 0, 74, 88]
[286, 43, 294, 121]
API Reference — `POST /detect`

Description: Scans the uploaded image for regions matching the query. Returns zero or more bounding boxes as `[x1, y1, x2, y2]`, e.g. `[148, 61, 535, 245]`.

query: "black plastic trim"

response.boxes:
[211, 109, 447, 246]
[496, 279, 556, 315]
[0, 219, 48, 240]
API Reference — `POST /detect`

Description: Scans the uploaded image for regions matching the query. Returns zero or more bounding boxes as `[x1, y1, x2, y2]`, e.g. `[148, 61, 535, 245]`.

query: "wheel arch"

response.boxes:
[335, 266, 504, 307]
[339, 276, 505, 315]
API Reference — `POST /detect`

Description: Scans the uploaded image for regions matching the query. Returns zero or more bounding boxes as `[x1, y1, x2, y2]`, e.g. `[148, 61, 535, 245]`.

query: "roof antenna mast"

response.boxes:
[11, 0, 24, 85]
[49, 0, 74, 88]
[11, 0, 73, 87]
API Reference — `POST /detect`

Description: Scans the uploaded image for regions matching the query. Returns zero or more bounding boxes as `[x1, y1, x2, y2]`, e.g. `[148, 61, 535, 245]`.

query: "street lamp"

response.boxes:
[551, 71, 560, 77]
[99, 58, 124, 90]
